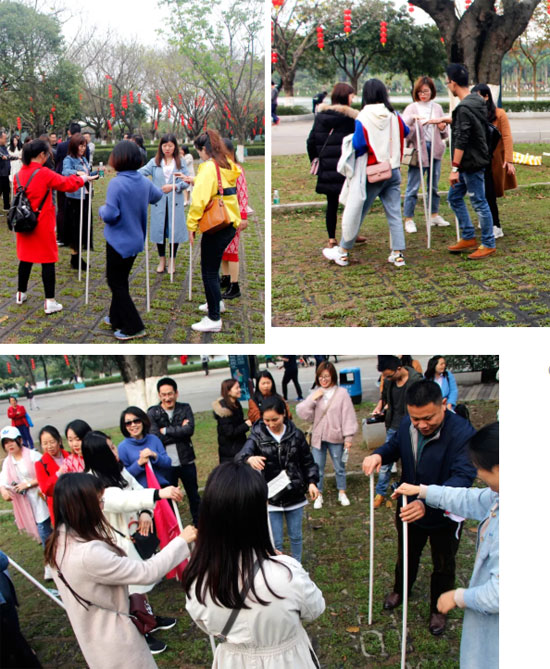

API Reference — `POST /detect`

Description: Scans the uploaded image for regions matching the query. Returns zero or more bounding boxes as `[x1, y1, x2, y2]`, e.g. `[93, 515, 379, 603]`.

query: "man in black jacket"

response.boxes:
[147, 377, 200, 526]
[363, 380, 476, 636]
[0, 131, 12, 211]
[445, 63, 496, 260]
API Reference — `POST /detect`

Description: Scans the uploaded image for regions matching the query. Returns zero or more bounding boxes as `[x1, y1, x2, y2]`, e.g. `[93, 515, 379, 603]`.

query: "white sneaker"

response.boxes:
[313, 494, 323, 510]
[15, 291, 27, 305]
[322, 246, 349, 267]
[199, 300, 225, 313]
[191, 316, 222, 332]
[44, 299, 63, 314]
[430, 214, 450, 227]
[44, 565, 54, 581]
[404, 219, 417, 233]
[493, 225, 504, 239]
[388, 251, 406, 267]
[338, 492, 350, 506]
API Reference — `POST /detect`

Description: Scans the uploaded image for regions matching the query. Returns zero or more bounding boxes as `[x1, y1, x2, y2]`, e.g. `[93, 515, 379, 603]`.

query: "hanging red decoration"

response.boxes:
[105, 74, 112, 80]
[178, 93, 183, 105]
[16, 117, 21, 130]
[380, 21, 387, 46]
[15, 355, 19, 360]
[441, 37, 445, 43]
[154, 119, 158, 130]
[272, 0, 284, 8]
[137, 92, 142, 104]
[129, 90, 134, 104]
[108, 84, 113, 99]
[121, 110, 125, 116]
[408, 2, 414, 12]
[203, 120, 207, 131]
[64, 355, 70, 367]
[107, 120, 112, 130]
[122, 95, 128, 109]
[271, 51, 278, 65]
[167, 109, 171, 119]
[31, 358, 35, 370]
[79, 92, 83, 102]
[110, 103, 115, 117]
[181, 116, 186, 126]
[316, 25, 325, 51]
[51, 105, 56, 112]
[6, 363, 11, 374]
[50, 113, 54, 125]
[465, 0, 471, 8]
[344, 9, 351, 36]
[271, 21, 274, 43]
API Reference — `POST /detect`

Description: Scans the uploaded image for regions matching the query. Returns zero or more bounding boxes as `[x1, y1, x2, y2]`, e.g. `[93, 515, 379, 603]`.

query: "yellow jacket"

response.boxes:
[186, 158, 242, 233]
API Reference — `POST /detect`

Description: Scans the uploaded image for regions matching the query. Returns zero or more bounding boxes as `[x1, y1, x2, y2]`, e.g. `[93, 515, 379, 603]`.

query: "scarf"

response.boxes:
[4, 448, 41, 542]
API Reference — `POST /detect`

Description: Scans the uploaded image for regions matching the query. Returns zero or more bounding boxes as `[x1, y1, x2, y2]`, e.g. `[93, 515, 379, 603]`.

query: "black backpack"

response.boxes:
[7, 169, 50, 233]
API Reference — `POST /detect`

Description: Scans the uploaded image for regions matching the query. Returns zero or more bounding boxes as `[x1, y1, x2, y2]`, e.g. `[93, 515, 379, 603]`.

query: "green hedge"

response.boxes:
[278, 105, 311, 115]
[500, 100, 550, 112]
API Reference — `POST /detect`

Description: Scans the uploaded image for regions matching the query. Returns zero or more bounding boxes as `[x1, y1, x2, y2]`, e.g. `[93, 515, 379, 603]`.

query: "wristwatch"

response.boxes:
[451, 166, 459, 173]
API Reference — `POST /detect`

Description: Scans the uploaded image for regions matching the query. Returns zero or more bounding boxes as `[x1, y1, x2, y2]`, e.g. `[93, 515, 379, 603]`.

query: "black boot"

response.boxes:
[220, 274, 230, 290]
[222, 282, 241, 299]
[70, 254, 87, 271]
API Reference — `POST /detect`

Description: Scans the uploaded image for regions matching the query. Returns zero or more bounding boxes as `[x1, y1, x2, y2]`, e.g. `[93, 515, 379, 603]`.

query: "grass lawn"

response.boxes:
[272, 144, 550, 327]
[0, 398, 498, 668]
[0, 158, 265, 344]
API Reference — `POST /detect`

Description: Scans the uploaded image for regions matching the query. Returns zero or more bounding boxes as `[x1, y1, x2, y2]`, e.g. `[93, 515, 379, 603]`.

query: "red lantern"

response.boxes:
[154, 119, 158, 130]
[122, 95, 128, 109]
[50, 113, 54, 126]
[64, 355, 70, 366]
[107, 120, 112, 130]
[272, 0, 284, 8]
[316, 25, 324, 51]
[108, 84, 113, 99]
[79, 92, 83, 102]
[271, 51, 278, 64]
[344, 9, 351, 36]
[15, 355, 19, 360]
[547, 0, 550, 15]
[408, 2, 414, 12]
[465, 0, 471, 7]
[129, 90, 134, 104]
[167, 109, 171, 119]
[110, 103, 115, 117]
[121, 110, 125, 116]
[137, 92, 142, 104]
[181, 116, 186, 126]
[31, 358, 35, 370]
[105, 74, 112, 80]
[441, 37, 445, 43]
[178, 93, 183, 105]
[16, 117, 21, 130]
[6, 362, 11, 374]
[380, 21, 387, 46]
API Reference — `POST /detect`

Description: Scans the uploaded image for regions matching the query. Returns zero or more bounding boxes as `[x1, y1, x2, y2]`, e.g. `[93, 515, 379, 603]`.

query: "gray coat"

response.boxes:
[53, 529, 188, 669]
[139, 158, 189, 243]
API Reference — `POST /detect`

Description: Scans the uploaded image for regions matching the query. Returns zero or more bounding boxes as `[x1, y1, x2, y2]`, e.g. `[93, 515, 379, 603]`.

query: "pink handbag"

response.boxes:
[366, 113, 395, 183]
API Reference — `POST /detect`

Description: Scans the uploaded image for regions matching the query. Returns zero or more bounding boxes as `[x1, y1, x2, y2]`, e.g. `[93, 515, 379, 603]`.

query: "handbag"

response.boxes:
[310, 128, 333, 175]
[113, 520, 160, 561]
[198, 160, 232, 235]
[366, 113, 395, 183]
[401, 145, 418, 167]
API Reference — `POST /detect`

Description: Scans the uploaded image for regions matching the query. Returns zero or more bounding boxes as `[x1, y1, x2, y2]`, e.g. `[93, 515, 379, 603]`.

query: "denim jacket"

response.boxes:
[425, 485, 499, 669]
[62, 155, 90, 199]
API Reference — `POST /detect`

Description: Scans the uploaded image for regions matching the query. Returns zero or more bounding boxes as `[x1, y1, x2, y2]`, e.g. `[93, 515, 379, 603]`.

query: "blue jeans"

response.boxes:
[311, 441, 346, 492]
[37, 518, 52, 548]
[403, 143, 441, 217]
[18, 424, 34, 450]
[340, 168, 405, 251]
[447, 170, 495, 248]
[376, 428, 396, 496]
[269, 507, 304, 563]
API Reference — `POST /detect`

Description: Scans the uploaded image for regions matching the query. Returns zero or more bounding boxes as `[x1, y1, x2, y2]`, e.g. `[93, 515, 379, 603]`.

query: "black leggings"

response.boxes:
[157, 242, 179, 258]
[325, 192, 340, 238]
[18, 261, 55, 298]
[484, 166, 500, 228]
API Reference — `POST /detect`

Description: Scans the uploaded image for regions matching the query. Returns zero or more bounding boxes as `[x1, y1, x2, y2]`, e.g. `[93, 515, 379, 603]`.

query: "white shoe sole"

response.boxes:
[322, 248, 349, 267]
[191, 322, 222, 332]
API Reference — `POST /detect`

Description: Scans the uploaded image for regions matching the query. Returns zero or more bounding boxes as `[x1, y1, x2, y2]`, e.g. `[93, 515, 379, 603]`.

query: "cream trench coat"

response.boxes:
[186, 554, 325, 668]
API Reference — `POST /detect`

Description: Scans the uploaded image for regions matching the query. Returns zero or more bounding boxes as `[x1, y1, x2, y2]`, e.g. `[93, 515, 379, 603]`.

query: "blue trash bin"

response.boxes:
[339, 367, 362, 405]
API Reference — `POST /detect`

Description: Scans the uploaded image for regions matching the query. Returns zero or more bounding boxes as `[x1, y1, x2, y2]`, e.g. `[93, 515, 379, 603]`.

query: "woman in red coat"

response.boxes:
[35, 425, 69, 523]
[13, 139, 94, 314]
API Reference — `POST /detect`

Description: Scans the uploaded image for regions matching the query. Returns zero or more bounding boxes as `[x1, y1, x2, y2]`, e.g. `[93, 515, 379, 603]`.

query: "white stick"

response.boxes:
[427, 131, 435, 250]
[188, 241, 193, 301]
[170, 174, 176, 283]
[414, 119, 429, 248]
[7, 556, 65, 610]
[145, 214, 151, 313]
[78, 187, 84, 282]
[368, 472, 374, 625]
[401, 495, 408, 669]
[85, 182, 92, 305]
[448, 125, 460, 241]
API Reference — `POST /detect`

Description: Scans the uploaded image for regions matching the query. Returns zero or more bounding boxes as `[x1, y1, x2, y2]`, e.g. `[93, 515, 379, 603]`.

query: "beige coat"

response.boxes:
[53, 529, 189, 669]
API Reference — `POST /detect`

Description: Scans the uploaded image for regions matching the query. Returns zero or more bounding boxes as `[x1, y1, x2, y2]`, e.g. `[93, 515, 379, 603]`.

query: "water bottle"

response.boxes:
[99, 161, 104, 178]
[273, 189, 280, 204]
[341, 448, 349, 465]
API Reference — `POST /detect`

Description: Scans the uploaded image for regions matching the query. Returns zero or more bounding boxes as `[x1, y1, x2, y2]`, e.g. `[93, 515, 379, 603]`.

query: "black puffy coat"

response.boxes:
[147, 402, 195, 465]
[235, 420, 319, 509]
[212, 397, 250, 463]
[306, 104, 357, 195]
[451, 93, 491, 174]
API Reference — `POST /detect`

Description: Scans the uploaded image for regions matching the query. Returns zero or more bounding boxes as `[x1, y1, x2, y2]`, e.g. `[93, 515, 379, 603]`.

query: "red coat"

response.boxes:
[35, 450, 70, 523]
[13, 162, 84, 263]
[7, 404, 28, 427]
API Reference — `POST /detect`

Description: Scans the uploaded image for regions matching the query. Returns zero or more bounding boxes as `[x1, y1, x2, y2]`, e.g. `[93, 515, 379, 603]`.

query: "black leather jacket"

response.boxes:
[147, 402, 195, 466]
[235, 419, 319, 508]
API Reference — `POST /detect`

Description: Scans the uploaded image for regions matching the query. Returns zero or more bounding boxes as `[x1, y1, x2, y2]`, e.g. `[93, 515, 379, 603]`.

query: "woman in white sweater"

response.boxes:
[185, 462, 325, 668]
[45, 472, 196, 669]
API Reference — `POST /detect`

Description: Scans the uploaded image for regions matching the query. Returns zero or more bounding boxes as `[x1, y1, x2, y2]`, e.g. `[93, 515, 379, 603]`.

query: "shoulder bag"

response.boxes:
[214, 560, 260, 642]
[198, 160, 232, 235]
[310, 128, 334, 175]
[366, 113, 395, 183]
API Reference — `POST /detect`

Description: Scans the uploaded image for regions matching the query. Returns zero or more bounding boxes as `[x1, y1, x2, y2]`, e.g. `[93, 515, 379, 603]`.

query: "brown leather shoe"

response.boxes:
[355, 235, 367, 245]
[373, 493, 385, 509]
[429, 612, 447, 635]
[383, 592, 402, 610]
[467, 245, 496, 260]
[447, 238, 477, 252]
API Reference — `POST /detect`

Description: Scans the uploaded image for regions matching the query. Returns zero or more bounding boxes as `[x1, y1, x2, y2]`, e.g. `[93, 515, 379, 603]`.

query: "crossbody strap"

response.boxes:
[212, 160, 224, 196]
[318, 128, 334, 159]
[57, 567, 134, 620]
[215, 560, 261, 642]
[315, 387, 338, 429]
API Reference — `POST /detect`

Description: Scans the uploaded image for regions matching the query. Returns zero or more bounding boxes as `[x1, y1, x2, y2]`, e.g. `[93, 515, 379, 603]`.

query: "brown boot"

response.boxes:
[383, 592, 402, 610]
[373, 494, 385, 509]
[467, 245, 496, 260]
[447, 238, 477, 252]
[429, 612, 447, 636]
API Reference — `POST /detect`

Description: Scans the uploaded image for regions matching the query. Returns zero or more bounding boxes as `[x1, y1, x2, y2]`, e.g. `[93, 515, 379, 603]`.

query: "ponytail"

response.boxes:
[194, 129, 231, 169]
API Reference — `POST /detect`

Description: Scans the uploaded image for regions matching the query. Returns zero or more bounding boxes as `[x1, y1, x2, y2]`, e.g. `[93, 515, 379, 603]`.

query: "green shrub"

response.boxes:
[278, 105, 310, 115]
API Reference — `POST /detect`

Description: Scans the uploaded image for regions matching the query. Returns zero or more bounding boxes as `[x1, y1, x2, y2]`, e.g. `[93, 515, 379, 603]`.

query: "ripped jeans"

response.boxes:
[447, 169, 495, 248]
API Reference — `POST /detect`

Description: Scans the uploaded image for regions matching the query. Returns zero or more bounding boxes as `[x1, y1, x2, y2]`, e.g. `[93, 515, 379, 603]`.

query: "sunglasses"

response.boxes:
[124, 418, 142, 426]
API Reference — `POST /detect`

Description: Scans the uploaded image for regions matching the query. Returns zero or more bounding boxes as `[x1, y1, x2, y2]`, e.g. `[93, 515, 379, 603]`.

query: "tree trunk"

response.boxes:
[39, 357, 48, 388]
[115, 355, 169, 409]
[413, 0, 541, 85]
[533, 62, 537, 100]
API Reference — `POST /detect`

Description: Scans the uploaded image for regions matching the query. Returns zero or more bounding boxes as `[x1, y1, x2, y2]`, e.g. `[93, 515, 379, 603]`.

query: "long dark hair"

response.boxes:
[253, 371, 278, 405]
[82, 431, 128, 489]
[424, 356, 448, 381]
[44, 473, 125, 567]
[154, 133, 181, 169]
[65, 419, 92, 441]
[183, 463, 289, 607]
[362, 78, 394, 112]
[471, 83, 497, 123]
[221, 378, 240, 409]
[194, 129, 231, 169]
[9, 135, 22, 152]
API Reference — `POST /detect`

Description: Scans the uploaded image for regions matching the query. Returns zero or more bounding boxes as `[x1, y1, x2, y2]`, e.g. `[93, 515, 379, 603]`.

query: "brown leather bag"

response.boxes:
[198, 160, 232, 234]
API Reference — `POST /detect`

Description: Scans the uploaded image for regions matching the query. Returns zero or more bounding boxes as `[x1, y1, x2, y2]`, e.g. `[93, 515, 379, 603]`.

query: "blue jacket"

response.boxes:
[375, 410, 477, 530]
[117, 433, 172, 487]
[0, 550, 16, 606]
[435, 370, 458, 407]
[62, 155, 90, 199]
[99, 171, 163, 258]
[425, 485, 499, 669]
[138, 158, 189, 244]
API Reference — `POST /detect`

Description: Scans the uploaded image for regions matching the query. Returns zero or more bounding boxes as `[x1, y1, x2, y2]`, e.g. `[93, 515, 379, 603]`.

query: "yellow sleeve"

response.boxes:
[187, 162, 218, 232]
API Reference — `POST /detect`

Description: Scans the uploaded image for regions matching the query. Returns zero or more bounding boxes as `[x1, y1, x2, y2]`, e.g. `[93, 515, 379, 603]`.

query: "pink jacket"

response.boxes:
[402, 101, 448, 163]
[296, 387, 358, 449]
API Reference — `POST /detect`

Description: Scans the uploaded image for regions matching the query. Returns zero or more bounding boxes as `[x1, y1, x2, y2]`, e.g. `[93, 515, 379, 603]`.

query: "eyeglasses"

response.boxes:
[124, 418, 142, 426]
[319, 375, 332, 381]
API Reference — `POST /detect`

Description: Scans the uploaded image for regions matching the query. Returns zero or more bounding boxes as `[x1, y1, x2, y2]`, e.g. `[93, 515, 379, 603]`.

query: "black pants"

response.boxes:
[325, 192, 340, 239]
[105, 242, 144, 335]
[56, 190, 65, 242]
[168, 464, 201, 526]
[282, 369, 303, 400]
[393, 507, 462, 613]
[200, 225, 236, 320]
[0, 602, 42, 667]
[0, 175, 10, 209]
[64, 195, 93, 250]
[158, 207, 179, 257]
[18, 261, 55, 298]
[484, 166, 500, 228]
